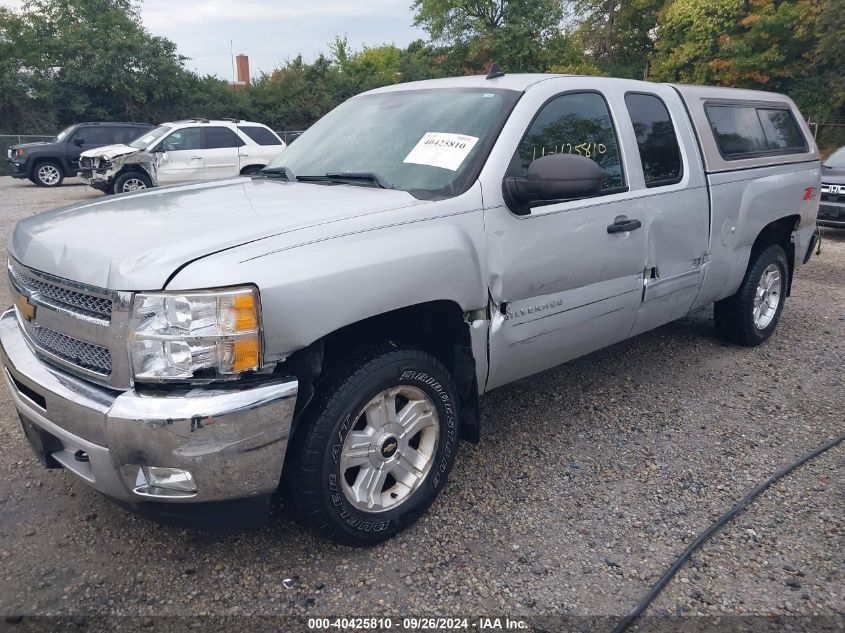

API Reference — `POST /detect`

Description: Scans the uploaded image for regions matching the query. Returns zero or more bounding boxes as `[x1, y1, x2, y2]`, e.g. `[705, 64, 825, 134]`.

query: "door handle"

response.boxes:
[190, 156, 202, 160]
[607, 216, 642, 234]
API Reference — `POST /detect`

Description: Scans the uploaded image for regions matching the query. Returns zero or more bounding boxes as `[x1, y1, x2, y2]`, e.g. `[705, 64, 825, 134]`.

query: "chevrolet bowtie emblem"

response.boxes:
[14, 294, 36, 322]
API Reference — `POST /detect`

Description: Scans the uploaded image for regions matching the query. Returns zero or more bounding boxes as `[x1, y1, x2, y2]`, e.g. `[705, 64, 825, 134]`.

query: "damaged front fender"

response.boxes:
[79, 146, 160, 190]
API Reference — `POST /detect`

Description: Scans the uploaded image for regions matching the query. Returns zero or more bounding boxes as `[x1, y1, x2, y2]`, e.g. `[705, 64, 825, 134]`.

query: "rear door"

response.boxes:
[616, 86, 710, 336]
[155, 127, 205, 184]
[203, 126, 244, 179]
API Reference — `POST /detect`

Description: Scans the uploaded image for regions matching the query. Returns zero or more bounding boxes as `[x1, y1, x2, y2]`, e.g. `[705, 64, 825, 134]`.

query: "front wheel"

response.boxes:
[113, 171, 152, 194]
[287, 344, 460, 546]
[31, 161, 64, 187]
[714, 244, 788, 346]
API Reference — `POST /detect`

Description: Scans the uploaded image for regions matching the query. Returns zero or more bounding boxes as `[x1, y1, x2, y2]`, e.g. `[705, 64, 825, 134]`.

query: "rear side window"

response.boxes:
[71, 126, 111, 146]
[205, 127, 245, 149]
[706, 105, 807, 159]
[238, 126, 282, 145]
[757, 109, 807, 152]
[515, 91, 625, 192]
[624, 93, 682, 187]
[113, 127, 146, 144]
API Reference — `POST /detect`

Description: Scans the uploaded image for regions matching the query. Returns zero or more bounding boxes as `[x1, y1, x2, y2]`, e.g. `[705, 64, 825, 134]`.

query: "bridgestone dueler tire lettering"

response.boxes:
[714, 244, 788, 346]
[286, 343, 460, 546]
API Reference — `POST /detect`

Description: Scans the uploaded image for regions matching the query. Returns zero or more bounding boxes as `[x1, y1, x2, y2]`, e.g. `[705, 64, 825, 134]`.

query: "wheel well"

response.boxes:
[118, 165, 150, 178]
[751, 215, 800, 295]
[279, 301, 481, 443]
[29, 157, 64, 178]
[240, 164, 264, 174]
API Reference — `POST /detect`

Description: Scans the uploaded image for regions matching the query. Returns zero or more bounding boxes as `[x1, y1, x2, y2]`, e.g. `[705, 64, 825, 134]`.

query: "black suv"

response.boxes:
[7, 122, 153, 187]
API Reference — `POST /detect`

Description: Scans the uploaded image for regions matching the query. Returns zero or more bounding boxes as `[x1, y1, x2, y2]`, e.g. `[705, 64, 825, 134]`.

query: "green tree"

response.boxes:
[571, 0, 667, 78]
[14, 0, 193, 124]
[411, 0, 566, 71]
[0, 7, 52, 132]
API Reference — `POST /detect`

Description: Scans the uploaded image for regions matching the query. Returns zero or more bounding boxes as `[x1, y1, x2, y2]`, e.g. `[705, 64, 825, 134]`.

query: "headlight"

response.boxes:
[13, 148, 24, 158]
[129, 286, 261, 382]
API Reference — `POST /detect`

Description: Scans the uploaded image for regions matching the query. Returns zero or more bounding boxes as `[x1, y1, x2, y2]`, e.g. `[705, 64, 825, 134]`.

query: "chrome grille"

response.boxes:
[9, 259, 132, 388]
[22, 320, 111, 375]
[10, 261, 112, 320]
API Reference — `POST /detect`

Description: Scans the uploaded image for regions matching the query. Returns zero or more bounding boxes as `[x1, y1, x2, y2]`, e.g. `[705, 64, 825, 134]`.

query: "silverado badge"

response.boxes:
[14, 294, 36, 322]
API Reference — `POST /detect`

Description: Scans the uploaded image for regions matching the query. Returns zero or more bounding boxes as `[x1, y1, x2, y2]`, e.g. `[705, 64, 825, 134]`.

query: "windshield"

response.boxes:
[53, 125, 75, 143]
[129, 125, 171, 150]
[824, 147, 845, 169]
[264, 88, 520, 198]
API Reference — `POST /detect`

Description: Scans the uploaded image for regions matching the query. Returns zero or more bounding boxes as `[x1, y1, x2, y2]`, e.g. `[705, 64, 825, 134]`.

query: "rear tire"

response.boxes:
[114, 171, 152, 194]
[714, 244, 788, 346]
[31, 161, 64, 187]
[286, 343, 460, 546]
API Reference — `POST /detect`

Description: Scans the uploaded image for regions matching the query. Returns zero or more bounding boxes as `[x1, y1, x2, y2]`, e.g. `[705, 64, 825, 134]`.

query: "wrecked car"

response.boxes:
[2, 74, 820, 546]
[6, 122, 152, 187]
[78, 119, 285, 194]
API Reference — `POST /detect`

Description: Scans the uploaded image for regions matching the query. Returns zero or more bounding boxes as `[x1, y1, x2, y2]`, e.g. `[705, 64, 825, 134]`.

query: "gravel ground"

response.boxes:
[0, 176, 842, 629]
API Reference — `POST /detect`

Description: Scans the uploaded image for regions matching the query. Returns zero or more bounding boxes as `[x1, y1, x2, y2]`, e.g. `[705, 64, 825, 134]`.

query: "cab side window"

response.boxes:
[514, 92, 625, 192]
[625, 93, 683, 187]
[160, 128, 203, 152]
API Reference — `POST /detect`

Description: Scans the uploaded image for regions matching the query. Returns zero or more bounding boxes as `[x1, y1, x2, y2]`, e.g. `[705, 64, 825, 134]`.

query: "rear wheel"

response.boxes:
[31, 161, 64, 187]
[287, 344, 460, 546]
[240, 165, 263, 175]
[114, 171, 152, 194]
[714, 244, 788, 346]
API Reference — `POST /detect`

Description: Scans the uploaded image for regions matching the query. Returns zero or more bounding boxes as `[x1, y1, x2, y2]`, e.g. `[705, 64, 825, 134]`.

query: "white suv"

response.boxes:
[78, 118, 286, 194]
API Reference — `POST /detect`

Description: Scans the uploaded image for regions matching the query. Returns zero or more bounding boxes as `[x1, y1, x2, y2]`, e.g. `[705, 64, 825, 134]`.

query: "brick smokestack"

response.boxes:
[236, 54, 250, 85]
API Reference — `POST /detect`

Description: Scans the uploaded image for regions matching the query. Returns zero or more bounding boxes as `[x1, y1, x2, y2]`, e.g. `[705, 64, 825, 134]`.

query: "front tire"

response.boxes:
[287, 344, 460, 546]
[31, 161, 64, 187]
[714, 244, 788, 346]
[113, 171, 152, 194]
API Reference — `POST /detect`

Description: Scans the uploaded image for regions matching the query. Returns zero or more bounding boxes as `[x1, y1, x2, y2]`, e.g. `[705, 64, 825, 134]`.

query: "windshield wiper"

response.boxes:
[257, 166, 296, 182]
[298, 172, 393, 189]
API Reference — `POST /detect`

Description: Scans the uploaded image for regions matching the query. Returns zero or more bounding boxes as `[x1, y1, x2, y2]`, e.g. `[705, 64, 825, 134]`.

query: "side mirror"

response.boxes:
[73, 138, 85, 147]
[503, 153, 603, 215]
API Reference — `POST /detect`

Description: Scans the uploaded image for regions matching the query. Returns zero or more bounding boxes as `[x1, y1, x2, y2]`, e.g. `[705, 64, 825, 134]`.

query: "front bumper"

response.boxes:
[6, 160, 26, 178]
[0, 310, 298, 518]
[817, 200, 845, 228]
[78, 168, 112, 189]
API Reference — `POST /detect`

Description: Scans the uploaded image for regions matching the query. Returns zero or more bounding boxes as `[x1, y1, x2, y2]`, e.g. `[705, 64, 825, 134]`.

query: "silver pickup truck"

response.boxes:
[1, 74, 820, 545]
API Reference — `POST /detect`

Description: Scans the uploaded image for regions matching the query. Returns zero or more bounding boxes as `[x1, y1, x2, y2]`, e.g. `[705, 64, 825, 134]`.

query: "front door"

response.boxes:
[155, 128, 205, 184]
[203, 126, 245, 180]
[484, 90, 647, 390]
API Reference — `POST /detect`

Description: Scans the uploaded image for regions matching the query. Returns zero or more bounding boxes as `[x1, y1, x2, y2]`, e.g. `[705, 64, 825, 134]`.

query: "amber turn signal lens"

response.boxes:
[231, 338, 259, 373]
[234, 294, 258, 332]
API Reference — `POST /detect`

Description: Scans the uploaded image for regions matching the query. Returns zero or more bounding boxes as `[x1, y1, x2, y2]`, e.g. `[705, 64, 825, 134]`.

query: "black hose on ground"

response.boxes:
[611, 431, 845, 633]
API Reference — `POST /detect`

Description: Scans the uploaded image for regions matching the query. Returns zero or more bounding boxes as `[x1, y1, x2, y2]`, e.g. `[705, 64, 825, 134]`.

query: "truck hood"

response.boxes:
[80, 144, 140, 161]
[10, 177, 425, 290]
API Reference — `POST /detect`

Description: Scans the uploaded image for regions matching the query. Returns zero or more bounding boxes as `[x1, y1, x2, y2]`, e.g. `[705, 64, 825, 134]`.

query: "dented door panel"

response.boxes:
[483, 199, 646, 391]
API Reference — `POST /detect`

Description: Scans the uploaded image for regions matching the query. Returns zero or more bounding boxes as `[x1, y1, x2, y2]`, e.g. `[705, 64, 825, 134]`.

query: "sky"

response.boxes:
[0, 0, 428, 79]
